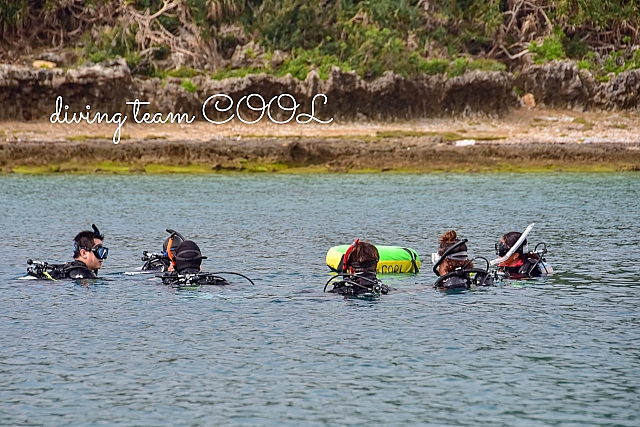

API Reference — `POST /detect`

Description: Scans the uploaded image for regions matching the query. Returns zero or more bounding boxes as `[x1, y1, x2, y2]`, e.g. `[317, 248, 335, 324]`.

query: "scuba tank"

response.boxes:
[26, 259, 98, 280]
[140, 251, 171, 272]
[26, 259, 61, 280]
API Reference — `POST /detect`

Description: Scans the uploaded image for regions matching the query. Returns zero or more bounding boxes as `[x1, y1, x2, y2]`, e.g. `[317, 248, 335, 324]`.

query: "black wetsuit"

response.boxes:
[328, 271, 390, 296]
[48, 260, 98, 279]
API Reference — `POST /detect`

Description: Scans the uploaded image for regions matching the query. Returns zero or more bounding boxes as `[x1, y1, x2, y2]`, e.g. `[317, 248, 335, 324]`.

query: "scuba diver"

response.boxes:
[26, 224, 108, 280]
[140, 229, 185, 272]
[492, 223, 552, 280]
[431, 230, 493, 290]
[324, 239, 390, 297]
[159, 240, 255, 287]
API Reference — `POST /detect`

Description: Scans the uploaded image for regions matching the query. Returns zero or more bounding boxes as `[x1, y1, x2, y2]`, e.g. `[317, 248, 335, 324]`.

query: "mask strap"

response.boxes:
[433, 239, 468, 277]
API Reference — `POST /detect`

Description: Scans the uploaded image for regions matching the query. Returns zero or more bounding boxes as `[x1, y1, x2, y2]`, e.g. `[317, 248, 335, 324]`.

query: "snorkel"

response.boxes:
[165, 229, 185, 255]
[92, 224, 104, 240]
[165, 229, 185, 270]
[489, 223, 535, 266]
[342, 238, 359, 273]
[138, 229, 187, 272]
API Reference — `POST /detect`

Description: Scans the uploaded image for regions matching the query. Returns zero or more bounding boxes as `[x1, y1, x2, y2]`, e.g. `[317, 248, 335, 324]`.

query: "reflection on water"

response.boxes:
[1, 173, 639, 426]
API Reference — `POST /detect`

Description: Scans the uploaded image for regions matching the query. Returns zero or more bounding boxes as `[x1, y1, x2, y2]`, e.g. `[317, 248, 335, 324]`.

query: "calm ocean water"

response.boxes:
[1, 173, 639, 426]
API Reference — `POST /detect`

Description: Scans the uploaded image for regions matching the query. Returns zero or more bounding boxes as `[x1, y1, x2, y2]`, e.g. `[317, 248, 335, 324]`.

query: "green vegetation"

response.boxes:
[212, 67, 265, 80]
[180, 79, 198, 93]
[529, 32, 567, 63]
[1, 1, 639, 81]
[573, 117, 594, 130]
[4, 160, 634, 175]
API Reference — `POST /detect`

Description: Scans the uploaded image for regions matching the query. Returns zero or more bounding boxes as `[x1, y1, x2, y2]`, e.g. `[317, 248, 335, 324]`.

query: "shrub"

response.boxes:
[180, 79, 198, 93]
[529, 34, 566, 63]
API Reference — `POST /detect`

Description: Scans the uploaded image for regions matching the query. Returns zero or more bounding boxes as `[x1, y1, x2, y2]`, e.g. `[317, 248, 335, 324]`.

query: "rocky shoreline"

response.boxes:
[2, 59, 640, 173]
[1, 60, 640, 122]
[2, 136, 639, 173]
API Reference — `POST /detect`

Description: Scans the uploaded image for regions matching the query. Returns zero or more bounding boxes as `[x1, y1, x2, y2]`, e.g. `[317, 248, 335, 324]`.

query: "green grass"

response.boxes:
[4, 160, 636, 175]
[573, 117, 594, 130]
[143, 164, 216, 174]
[211, 67, 266, 80]
[376, 130, 436, 138]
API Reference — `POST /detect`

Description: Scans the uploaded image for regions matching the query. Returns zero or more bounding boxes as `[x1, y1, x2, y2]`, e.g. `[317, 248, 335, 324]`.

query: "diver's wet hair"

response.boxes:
[437, 230, 473, 275]
[438, 230, 468, 255]
[73, 230, 101, 258]
[501, 231, 527, 256]
[347, 241, 379, 272]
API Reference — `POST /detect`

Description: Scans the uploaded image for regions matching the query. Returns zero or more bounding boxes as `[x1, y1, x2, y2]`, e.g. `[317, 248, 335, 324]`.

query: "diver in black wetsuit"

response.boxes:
[27, 225, 109, 280]
[495, 231, 548, 279]
[325, 240, 390, 297]
[432, 230, 493, 290]
[160, 240, 252, 287]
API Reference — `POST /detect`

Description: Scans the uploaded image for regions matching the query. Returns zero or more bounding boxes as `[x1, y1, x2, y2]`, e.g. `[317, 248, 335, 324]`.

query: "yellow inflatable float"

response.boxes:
[326, 245, 421, 274]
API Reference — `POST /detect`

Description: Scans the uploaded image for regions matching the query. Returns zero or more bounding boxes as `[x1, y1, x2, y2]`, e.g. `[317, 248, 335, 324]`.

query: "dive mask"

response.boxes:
[432, 251, 469, 264]
[80, 244, 109, 260]
[431, 253, 441, 264]
[432, 239, 469, 276]
[495, 241, 509, 257]
[495, 240, 528, 257]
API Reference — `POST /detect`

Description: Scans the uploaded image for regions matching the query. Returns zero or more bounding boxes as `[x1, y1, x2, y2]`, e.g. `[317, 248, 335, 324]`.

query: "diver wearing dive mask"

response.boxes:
[26, 224, 108, 280]
[65, 224, 108, 278]
[495, 231, 544, 279]
[159, 240, 254, 287]
[432, 230, 493, 290]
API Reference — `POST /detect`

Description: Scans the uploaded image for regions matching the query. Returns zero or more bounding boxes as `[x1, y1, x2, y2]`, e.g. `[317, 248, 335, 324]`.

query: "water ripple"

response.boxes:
[1, 173, 639, 426]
